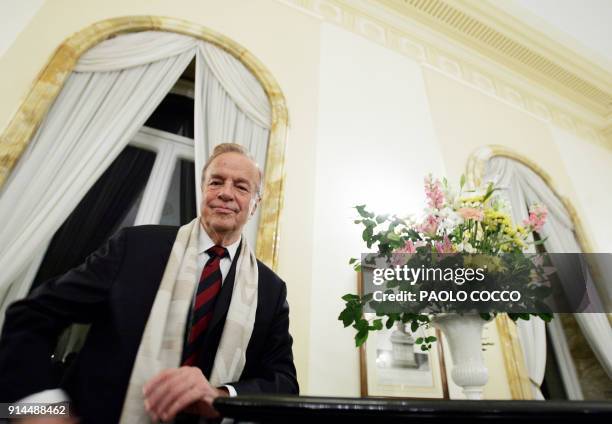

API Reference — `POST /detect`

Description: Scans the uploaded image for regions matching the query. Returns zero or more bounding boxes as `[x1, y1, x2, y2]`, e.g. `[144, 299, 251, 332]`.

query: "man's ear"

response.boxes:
[249, 196, 260, 217]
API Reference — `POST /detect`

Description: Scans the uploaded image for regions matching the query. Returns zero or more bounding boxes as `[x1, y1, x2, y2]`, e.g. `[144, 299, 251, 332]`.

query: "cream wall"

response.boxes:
[0, 0, 44, 57]
[309, 23, 445, 396]
[549, 125, 612, 253]
[423, 67, 574, 189]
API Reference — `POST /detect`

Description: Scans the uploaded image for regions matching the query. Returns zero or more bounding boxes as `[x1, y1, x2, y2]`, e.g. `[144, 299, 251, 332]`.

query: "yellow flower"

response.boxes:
[460, 195, 485, 205]
[464, 255, 506, 273]
[513, 236, 526, 249]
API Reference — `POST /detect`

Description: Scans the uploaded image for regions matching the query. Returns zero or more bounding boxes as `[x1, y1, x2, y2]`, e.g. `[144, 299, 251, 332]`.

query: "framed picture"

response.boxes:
[358, 273, 449, 398]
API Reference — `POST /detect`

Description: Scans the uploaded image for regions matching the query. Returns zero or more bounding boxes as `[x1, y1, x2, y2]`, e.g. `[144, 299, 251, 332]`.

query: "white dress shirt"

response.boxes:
[196, 224, 241, 289]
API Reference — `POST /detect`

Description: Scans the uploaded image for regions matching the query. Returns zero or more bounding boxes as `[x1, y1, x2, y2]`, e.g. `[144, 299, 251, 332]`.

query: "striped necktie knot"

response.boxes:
[206, 245, 228, 259]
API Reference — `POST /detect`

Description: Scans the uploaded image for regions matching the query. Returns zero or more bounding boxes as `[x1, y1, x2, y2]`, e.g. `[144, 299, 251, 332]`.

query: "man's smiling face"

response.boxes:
[200, 152, 260, 244]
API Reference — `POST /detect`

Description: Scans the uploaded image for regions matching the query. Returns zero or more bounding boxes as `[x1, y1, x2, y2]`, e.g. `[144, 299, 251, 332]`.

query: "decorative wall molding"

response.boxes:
[278, 0, 612, 148]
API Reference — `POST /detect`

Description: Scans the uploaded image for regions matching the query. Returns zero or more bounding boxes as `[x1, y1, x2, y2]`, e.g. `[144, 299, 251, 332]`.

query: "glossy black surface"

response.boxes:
[214, 395, 612, 423]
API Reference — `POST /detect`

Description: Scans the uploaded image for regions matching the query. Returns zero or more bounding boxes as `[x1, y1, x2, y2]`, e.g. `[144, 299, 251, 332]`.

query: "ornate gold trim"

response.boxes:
[0, 16, 288, 270]
[495, 314, 533, 399]
[278, 0, 611, 147]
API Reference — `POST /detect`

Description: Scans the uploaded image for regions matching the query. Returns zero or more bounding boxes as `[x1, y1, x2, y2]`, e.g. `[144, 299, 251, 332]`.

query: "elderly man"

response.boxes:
[0, 143, 298, 423]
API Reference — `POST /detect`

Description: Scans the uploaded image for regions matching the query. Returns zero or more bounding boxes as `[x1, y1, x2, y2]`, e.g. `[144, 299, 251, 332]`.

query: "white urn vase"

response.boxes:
[431, 313, 488, 400]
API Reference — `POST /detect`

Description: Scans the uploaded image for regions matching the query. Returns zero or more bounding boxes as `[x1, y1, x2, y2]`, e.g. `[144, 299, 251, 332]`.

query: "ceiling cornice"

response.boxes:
[382, 0, 611, 119]
[277, 0, 612, 147]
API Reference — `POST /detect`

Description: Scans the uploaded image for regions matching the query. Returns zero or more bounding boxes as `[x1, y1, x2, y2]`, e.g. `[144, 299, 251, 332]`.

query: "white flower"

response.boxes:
[437, 207, 464, 233]
[457, 241, 477, 253]
[490, 193, 512, 214]
[393, 215, 416, 234]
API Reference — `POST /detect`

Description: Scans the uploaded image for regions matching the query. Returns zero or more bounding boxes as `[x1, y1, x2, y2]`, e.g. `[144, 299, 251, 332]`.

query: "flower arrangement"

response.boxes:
[339, 175, 552, 349]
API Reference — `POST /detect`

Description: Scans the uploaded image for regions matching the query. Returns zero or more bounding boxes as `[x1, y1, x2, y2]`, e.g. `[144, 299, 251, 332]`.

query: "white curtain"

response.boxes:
[485, 157, 612, 398]
[0, 31, 197, 328]
[194, 42, 271, 247]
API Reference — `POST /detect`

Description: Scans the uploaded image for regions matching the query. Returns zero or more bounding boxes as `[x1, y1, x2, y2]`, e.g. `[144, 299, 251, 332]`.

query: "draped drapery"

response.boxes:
[194, 43, 271, 247]
[484, 157, 612, 399]
[0, 30, 273, 330]
[0, 32, 196, 330]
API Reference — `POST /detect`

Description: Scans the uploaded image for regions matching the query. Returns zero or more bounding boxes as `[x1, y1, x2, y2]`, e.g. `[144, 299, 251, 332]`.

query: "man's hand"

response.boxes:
[142, 366, 228, 422]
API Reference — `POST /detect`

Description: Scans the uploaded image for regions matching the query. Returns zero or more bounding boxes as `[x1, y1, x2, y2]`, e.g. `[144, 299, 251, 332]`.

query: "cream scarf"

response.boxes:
[118, 218, 259, 423]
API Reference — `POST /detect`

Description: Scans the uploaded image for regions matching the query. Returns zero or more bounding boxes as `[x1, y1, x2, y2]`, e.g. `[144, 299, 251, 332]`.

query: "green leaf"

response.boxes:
[371, 319, 383, 331]
[355, 204, 368, 218]
[410, 321, 419, 332]
[363, 219, 376, 228]
[355, 329, 369, 347]
[386, 232, 401, 241]
[426, 336, 437, 343]
[416, 337, 424, 344]
[338, 309, 354, 327]
[482, 182, 496, 202]
[349, 258, 357, 265]
[355, 318, 369, 332]
[537, 313, 553, 322]
[460, 174, 466, 188]
[341, 293, 360, 301]
[385, 316, 396, 329]
[375, 214, 389, 224]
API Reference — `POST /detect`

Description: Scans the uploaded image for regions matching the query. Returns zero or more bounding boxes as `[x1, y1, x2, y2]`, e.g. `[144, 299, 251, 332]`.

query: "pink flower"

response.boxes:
[424, 175, 445, 210]
[523, 204, 548, 232]
[435, 235, 454, 254]
[417, 214, 439, 235]
[391, 240, 416, 266]
[391, 240, 427, 266]
[458, 207, 484, 222]
[399, 239, 417, 254]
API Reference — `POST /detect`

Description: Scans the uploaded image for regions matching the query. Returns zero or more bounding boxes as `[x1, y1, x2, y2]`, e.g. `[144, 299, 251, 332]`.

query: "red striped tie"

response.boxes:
[182, 245, 228, 366]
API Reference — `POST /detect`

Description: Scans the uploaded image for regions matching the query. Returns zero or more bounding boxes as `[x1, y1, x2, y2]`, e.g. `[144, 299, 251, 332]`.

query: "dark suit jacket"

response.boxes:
[0, 225, 298, 423]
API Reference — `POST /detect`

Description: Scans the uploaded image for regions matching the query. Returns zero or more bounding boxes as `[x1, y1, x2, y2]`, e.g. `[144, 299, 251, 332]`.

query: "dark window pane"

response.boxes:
[160, 159, 197, 226]
[541, 329, 569, 400]
[144, 93, 194, 138]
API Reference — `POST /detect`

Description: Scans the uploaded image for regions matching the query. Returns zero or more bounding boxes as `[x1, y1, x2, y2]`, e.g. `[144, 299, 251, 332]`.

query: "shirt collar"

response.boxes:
[198, 223, 241, 261]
